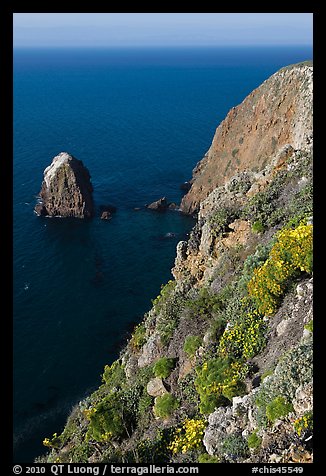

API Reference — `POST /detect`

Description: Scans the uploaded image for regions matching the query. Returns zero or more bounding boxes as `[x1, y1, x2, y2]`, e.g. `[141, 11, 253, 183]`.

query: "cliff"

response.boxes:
[180, 61, 312, 214]
[35, 152, 94, 218]
[37, 62, 313, 465]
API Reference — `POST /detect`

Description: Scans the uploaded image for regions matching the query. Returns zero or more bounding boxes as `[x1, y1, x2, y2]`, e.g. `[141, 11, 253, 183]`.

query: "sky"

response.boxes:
[13, 13, 313, 48]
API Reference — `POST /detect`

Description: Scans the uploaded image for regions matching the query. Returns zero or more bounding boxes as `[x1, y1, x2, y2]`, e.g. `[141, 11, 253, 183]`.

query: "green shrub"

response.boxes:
[208, 206, 239, 237]
[135, 429, 173, 463]
[130, 323, 147, 350]
[198, 453, 219, 463]
[152, 280, 176, 311]
[153, 393, 179, 419]
[86, 393, 126, 442]
[208, 315, 226, 342]
[252, 220, 265, 234]
[195, 358, 247, 414]
[247, 430, 262, 450]
[154, 283, 184, 346]
[185, 287, 224, 320]
[153, 357, 176, 379]
[265, 396, 294, 423]
[137, 392, 154, 429]
[102, 361, 125, 388]
[304, 320, 313, 333]
[183, 335, 202, 357]
[222, 433, 249, 458]
[178, 372, 200, 411]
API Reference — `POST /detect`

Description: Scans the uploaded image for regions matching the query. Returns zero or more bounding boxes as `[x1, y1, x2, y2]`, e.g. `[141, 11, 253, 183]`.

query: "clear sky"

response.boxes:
[13, 13, 313, 48]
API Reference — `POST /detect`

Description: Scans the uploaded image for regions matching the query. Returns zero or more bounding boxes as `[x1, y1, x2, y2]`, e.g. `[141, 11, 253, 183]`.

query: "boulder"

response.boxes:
[34, 152, 94, 218]
[146, 377, 168, 397]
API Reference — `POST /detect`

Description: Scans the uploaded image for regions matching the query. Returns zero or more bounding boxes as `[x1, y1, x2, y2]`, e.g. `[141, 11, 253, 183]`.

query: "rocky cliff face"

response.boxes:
[35, 152, 94, 218]
[180, 61, 313, 214]
[37, 62, 313, 465]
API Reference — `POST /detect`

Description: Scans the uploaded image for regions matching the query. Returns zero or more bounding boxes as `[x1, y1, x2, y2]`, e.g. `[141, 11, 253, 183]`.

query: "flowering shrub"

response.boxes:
[219, 309, 267, 359]
[43, 433, 62, 449]
[85, 393, 126, 442]
[195, 358, 247, 414]
[168, 419, 207, 454]
[247, 224, 313, 315]
[293, 411, 313, 437]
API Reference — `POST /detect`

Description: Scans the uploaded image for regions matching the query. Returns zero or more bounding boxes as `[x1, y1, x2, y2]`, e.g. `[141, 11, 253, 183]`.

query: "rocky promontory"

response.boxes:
[35, 152, 94, 218]
[180, 61, 313, 214]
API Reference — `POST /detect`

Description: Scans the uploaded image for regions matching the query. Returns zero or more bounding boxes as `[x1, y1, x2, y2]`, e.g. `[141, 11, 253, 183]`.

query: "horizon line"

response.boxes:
[13, 43, 313, 50]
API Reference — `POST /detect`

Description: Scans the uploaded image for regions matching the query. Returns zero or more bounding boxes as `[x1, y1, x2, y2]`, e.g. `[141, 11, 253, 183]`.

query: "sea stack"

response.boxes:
[34, 152, 94, 218]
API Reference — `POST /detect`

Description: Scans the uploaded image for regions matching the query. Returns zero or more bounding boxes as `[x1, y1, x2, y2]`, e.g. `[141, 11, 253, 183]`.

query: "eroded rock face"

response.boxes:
[180, 62, 313, 214]
[35, 152, 94, 218]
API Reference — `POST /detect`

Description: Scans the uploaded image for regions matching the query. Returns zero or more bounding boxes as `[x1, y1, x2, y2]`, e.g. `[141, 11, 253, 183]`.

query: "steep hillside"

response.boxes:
[37, 62, 313, 465]
[180, 61, 312, 214]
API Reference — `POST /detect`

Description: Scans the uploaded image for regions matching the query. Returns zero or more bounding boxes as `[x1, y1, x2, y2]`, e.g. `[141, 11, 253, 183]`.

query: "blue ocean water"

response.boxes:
[13, 46, 312, 462]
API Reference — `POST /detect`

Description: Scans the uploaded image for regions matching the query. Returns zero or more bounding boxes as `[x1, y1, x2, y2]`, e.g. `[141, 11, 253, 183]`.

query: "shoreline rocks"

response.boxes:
[146, 197, 179, 212]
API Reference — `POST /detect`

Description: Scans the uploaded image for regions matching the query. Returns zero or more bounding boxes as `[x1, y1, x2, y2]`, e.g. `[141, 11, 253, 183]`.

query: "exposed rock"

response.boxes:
[100, 205, 116, 220]
[178, 359, 194, 381]
[146, 197, 169, 211]
[292, 383, 313, 416]
[35, 152, 94, 218]
[137, 332, 162, 368]
[276, 318, 294, 336]
[180, 62, 313, 214]
[146, 377, 168, 397]
[203, 407, 235, 455]
[180, 181, 191, 192]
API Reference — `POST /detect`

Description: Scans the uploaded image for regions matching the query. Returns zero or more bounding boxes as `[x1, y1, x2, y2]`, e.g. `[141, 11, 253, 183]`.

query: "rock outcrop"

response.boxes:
[180, 61, 313, 214]
[146, 197, 169, 211]
[35, 152, 94, 218]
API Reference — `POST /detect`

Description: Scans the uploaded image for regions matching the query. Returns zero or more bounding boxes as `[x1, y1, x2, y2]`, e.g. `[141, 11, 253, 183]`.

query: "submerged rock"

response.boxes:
[99, 205, 117, 220]
[35, 152, 94, 218]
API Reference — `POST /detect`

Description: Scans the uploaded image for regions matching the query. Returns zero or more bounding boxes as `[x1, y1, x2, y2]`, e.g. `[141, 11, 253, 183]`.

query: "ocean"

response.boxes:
[13, 45, 312, 462]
